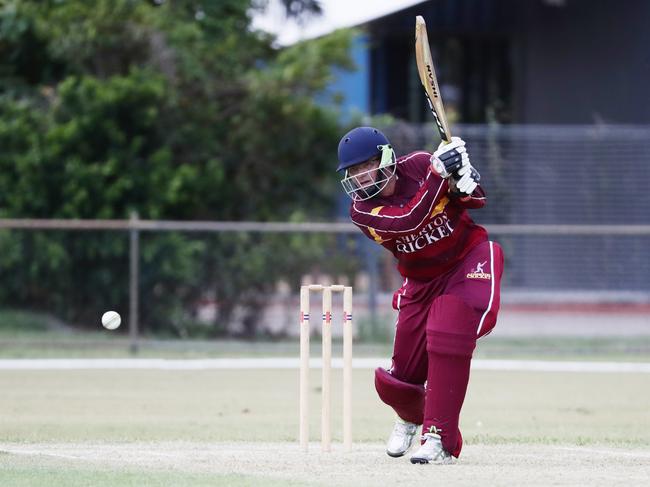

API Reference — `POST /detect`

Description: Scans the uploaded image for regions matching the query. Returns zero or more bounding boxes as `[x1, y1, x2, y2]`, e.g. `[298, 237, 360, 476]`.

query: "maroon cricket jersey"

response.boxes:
[349, 151, 488, 280]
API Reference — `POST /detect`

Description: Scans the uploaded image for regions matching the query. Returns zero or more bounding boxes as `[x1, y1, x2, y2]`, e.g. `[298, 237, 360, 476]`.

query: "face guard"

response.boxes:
[340, 144, 397, 201]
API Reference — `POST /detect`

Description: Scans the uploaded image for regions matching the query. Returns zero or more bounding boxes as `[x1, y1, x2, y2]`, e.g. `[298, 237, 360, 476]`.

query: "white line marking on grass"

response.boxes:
[0, 358, 648, 372]
[556, 447, 650, 459]
[471, 359, 650, 373]
[1, 449, 85, 461]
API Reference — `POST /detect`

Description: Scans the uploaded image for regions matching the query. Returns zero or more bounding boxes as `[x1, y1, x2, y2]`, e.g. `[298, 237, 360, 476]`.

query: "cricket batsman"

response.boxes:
[337, 126, 504, 464]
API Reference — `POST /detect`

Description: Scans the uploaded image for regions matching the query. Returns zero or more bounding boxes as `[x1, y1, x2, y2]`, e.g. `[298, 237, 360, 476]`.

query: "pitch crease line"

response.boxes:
[0, 358, 648, 373]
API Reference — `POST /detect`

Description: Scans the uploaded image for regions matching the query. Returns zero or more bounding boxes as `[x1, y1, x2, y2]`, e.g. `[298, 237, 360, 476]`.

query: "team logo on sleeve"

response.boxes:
[466, 261, 491, 280]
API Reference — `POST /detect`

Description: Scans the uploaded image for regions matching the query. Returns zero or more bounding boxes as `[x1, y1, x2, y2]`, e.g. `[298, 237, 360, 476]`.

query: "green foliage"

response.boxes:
[0, 0, 356, 335]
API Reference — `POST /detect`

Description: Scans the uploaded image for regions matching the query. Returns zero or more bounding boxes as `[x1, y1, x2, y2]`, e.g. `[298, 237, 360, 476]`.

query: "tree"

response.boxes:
[0, 0, 358, 335]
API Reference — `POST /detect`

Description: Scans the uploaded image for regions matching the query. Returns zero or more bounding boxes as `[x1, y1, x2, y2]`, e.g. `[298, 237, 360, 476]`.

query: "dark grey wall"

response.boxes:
[515, 0, 650, 124]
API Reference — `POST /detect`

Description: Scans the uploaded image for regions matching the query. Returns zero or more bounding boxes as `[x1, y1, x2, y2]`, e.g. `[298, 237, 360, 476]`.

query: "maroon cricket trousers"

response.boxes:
[389, 240, 505, 456]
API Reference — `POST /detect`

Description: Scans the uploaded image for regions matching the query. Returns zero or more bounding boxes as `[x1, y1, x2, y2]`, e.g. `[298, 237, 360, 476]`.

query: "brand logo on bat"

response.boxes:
[426, 65, 440, 99]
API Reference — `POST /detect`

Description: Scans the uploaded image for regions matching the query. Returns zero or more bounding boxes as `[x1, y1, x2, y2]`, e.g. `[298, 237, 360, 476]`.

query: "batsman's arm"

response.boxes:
[350, 166, 448, 240]
[449, 181, 486, 209]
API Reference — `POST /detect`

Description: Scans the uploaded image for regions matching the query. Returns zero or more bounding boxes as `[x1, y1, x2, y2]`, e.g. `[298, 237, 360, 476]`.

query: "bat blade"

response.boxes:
[415, 15, 452, 143]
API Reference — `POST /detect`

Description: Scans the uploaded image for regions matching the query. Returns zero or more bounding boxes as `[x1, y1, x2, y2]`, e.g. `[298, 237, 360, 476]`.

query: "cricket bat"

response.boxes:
[414, 15, 452, 144]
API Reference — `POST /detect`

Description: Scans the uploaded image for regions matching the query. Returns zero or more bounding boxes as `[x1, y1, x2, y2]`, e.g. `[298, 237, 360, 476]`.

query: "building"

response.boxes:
[254, 0, 650, 300]
[256, 0, 650, 124]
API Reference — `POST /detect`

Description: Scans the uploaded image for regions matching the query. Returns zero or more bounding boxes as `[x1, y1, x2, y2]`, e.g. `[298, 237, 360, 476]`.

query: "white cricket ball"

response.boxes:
[101, 311, 121, 330]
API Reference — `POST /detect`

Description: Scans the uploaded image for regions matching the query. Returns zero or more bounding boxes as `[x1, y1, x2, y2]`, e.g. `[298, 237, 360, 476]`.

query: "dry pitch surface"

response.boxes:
[1, 441, 649, 487]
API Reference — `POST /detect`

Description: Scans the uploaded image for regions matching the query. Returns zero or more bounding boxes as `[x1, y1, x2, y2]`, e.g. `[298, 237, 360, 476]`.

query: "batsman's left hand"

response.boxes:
[430, 136, 468, 179]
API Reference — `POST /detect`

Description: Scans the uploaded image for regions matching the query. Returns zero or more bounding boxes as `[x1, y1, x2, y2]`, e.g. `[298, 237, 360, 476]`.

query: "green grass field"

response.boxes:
[0, 367, 648, 486]
[0, 310, 649, 485]
[1, 331, 649, 362]
[1, 307, 649, 361]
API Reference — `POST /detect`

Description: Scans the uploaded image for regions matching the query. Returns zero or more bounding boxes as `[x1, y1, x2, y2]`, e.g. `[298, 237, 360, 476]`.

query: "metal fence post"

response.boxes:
[129, 211, 140, 354]
[362, 237, 379, 339]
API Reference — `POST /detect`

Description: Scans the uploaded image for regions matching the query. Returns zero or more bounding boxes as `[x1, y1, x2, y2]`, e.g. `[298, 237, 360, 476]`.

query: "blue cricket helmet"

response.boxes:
[337, 127, 391, 172]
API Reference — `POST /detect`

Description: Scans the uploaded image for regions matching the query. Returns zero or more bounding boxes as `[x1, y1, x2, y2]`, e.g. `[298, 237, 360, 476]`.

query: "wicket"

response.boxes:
[299, 284, 353, 453]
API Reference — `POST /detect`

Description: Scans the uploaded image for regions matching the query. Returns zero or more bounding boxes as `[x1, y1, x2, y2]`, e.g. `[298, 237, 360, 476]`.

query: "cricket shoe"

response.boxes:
[410, 433, 453, 465]
[386, 417, 419, 457]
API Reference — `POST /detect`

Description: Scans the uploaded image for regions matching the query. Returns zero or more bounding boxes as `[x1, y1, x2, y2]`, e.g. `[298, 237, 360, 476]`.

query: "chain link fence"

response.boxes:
[1, 124, 649, 346]
[384, 123, 650, 294]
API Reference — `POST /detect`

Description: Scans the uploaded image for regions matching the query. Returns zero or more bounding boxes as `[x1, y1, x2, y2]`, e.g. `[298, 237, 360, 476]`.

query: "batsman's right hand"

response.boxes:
[452, 162, 480, 196]
[430, 136, 468, 179]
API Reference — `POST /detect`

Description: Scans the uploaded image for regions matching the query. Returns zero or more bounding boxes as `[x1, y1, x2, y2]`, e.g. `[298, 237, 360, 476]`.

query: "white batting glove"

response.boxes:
[453, 160, 480, 195]
[430, 137, 468, 179]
